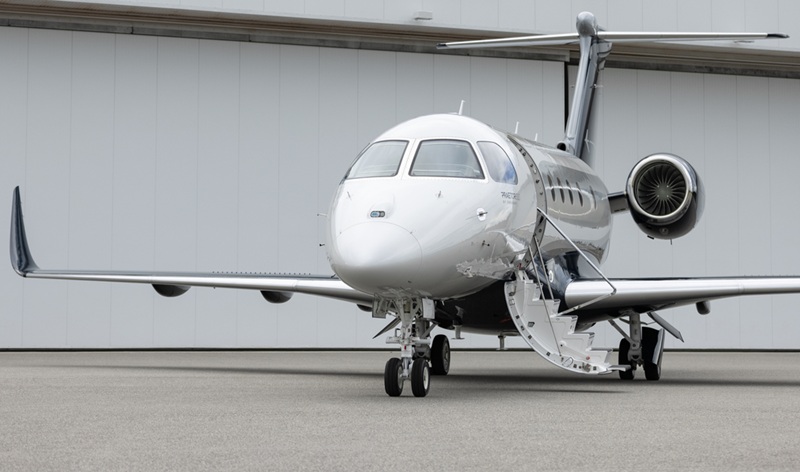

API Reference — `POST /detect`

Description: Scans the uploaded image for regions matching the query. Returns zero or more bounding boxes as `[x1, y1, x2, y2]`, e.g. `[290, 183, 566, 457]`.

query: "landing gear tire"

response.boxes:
[431, 335, 450, 376]
[384, 358, 404, 397]
[642, 327, 663, 381]
[618, 338, 636, 380]
[411, 359, 431, 397]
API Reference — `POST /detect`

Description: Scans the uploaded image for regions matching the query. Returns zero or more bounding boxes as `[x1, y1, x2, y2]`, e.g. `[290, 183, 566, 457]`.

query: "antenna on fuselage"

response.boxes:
[458, 100, 465, 116]
[514, 121, 520, 134]
[437, 12, 786, 162]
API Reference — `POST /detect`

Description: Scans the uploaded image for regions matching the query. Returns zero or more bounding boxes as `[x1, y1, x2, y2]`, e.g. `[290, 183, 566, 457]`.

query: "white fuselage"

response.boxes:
[326, 114, 612, 301]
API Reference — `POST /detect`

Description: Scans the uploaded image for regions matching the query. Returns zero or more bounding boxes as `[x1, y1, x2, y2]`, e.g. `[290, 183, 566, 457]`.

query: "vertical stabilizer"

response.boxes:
[556, 12, 610, 161]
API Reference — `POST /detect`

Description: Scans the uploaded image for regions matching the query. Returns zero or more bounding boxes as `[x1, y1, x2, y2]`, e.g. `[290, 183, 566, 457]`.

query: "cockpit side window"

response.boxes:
[345, 140, 408, 179]
[409, 140, 484, 179]
[478, 141, 518, 185]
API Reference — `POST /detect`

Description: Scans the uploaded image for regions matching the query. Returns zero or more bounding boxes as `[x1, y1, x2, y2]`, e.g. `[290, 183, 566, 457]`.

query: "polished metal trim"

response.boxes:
[565, 278, 800, 313]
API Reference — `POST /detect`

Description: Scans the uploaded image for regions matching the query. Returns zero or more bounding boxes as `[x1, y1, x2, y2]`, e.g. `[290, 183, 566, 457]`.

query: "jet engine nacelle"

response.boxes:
[625, 153, 704, 240]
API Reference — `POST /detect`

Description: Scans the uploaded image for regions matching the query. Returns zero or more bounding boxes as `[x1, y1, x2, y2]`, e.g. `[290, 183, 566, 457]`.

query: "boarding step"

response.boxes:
[504, 276, 620, 375]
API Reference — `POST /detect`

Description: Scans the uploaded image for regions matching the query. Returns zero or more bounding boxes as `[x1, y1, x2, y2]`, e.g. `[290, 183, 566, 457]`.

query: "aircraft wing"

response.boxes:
[10, 187, 373, 307]
[564, 277, 800, 315]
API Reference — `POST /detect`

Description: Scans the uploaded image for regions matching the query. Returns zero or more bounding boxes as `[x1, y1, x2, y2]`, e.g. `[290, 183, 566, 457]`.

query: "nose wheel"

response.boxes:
[384, 357, 430, 397]
[384, 358, 404, 397]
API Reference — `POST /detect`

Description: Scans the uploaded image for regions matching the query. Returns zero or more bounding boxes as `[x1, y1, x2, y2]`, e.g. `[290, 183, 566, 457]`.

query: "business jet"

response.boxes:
[10, 12, 794, 397]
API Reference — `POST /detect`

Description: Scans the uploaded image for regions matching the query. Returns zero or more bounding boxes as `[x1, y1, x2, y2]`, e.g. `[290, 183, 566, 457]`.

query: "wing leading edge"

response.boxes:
[9, 187, 372, 306]
[565, 277, 800, 316]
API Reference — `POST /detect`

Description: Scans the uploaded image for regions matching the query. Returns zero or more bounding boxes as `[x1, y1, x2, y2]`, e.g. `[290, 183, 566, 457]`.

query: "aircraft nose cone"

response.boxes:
[332, 222, 423, 295]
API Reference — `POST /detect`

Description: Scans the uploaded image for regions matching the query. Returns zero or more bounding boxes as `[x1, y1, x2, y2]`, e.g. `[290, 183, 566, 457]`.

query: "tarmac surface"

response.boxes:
[2, 350, 800, 471]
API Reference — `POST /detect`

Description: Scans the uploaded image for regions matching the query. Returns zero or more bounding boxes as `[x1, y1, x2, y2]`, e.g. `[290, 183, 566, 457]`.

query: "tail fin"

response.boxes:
[438, 11, 787, 162]
[10, 186, 38, 276]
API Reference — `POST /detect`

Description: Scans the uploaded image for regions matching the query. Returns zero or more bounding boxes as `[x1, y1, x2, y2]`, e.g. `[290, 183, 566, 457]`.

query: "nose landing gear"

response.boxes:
[384, 357, 431, 397]
[382, 299, 449, 397]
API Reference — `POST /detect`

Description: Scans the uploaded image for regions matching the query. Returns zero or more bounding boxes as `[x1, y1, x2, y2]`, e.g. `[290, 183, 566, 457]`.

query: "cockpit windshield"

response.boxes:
[409, 140, 484, 179]
[478, 141, 518, 184]
[346, 140, 408, 179]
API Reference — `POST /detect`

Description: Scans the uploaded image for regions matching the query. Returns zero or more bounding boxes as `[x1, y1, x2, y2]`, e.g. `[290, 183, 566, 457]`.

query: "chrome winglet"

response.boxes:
[9, 187, 38, 276]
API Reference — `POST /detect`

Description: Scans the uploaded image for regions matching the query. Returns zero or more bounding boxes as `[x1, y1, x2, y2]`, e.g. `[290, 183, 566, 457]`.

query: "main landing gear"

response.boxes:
[380, 298, 451, 397]
[616, 313, 665, 381]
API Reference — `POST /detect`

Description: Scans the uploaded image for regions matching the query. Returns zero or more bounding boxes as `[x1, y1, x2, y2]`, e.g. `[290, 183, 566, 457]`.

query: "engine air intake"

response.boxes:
[625, 153, 704, 240]
[633, 161, 688, 217]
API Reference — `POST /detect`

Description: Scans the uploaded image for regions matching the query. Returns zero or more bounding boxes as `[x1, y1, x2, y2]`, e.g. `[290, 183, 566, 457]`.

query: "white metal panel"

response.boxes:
[643, 0, 678, 31]
[304, 0, 345, 17]
[745, 0, 778, 32]
[153, 36, 200, 346]
[433, 54, 470, 115]
[777, 0, 800, 51]
[701, 74, 742, 348]
[470, 56, 507, 129]
[357, 49, 397, 149]
[195, 39, 241, 347]
[0, 27, 28, 348]
[533, 0, 572, 33]
[541, 61, 564, 145]
[276, 44, 321, 347]
[736, 76, 774, 349]
[182, 0, 223, 9]
[422, 0, 460, 25]
[461, 0, 498, 27]
[235, 42, 281, 347]
[498, 0, 535, 31]
[768, 77, 800, 348]
[385, 0, 422, 23]
[262, 0, 303, 15]
[109, 34, 158, 347]
[317, 47, 366, 348]
[66, 32, 116, 347]
[711, 0, 745, 31]
[606, 0, 642, 31]
[23, 29, 73, 347]
[396, 52, 435, 123]
[506, 59, 543, 140]
[677, 0, 712, 31]
[223, 0, 264, 11]
[344, 0, 383, 20]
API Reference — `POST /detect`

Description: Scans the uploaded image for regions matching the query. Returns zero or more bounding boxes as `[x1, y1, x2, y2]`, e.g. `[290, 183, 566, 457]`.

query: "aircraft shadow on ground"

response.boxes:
[56, 364, 800, 394]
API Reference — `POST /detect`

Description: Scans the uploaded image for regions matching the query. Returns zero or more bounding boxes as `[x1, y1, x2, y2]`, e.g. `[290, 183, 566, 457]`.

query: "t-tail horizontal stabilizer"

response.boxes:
[10, 187, 38, 276]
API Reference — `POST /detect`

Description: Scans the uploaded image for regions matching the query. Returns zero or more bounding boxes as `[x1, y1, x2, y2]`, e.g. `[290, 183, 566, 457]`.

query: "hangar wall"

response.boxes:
[32, 0, 800, 52]
[0, 25, 564, 348]
[2, 1, 800, 350]
[587, 68, 800, 350]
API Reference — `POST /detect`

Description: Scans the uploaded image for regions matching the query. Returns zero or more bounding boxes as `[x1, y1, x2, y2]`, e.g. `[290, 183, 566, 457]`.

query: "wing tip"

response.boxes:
[10, 186, 38, 276]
